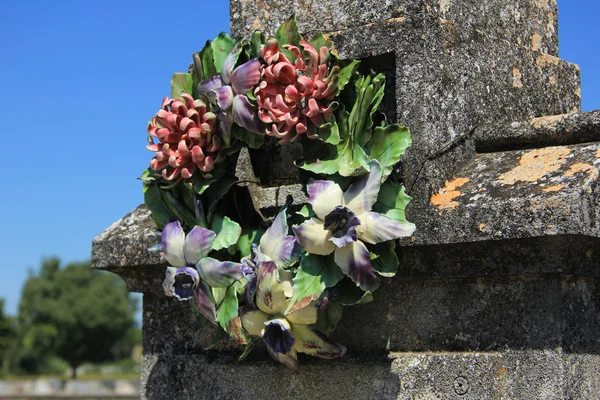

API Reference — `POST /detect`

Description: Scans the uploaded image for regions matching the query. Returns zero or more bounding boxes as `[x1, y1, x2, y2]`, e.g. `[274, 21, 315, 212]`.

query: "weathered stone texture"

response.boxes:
[90, 0, 600, 398]
[230, 0, 559, 56]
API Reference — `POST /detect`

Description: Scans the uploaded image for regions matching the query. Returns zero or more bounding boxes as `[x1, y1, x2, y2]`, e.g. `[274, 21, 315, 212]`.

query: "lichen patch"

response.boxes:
[530, 113, 568, 129]
[512, 68, 523, 88]
[498, 147, 571, 185]
[565, 163, 599, 181]
[531, 33, 542, 51]
[430, 177, 470, 212]
[536, 53, 560, 68]
[543, 185, 563, 193]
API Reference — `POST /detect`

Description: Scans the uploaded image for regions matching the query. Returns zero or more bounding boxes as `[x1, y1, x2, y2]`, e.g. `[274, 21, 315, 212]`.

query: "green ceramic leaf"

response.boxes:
[199, 40, 217, 80]
[202, 176, 238, 221]
[335, 279, 374, 305]
[367, 124, 411, 177]
[310, 301, 343, 337]
[373, 181, 412, 222]
[163, 190, 197, 229]
[210, 214, 242, 251]
[370, 241, 399, 277]
[285, 254, 344, 315]
[215, 283, 247, 344]
[170, 73, 193, 100]
[335, 59, 360, 94]
[143, 183, 172, 230]
[237, 228, 265, 257]
[212, 32, 236, 73]
[317, 120, 341, 145]
[275, 15, 303, 62]
[308, 32, 334, 52]
[232, 125, 265, 149]
[249, 31, 266, 59]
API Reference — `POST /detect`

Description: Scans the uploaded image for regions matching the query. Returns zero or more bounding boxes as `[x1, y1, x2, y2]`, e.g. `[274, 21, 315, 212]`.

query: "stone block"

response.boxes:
[230, 0, 559, 56]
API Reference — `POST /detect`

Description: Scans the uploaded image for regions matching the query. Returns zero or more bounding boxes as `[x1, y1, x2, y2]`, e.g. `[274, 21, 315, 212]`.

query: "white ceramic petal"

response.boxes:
[292, 324, 347, 359]
[356, 211, 416, 244]
[161, 221, 187, 267]
[286, 304, 318, 325]
[307, 180, 343, 220]
[183, 226, 216, 265]
[240, 309, 270, 337]
[334, 241, 379, 292]
[343, 160, 383, 215]
[255, 262, 289, 315]
[292, 218, 336, 256]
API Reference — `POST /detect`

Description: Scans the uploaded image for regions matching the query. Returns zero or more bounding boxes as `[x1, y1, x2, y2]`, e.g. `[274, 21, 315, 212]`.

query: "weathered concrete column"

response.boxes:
[92, 1, 600, 398]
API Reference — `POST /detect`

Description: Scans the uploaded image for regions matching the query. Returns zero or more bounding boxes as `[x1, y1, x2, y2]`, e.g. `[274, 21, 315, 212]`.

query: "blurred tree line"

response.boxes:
[0, 258, 140, 379]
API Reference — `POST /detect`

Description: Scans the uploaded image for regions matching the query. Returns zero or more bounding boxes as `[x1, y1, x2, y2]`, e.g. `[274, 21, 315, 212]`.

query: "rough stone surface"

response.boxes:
[230, 0, 559, 56]
[141, 350, 600, 399]
[90, 0, 600, 398]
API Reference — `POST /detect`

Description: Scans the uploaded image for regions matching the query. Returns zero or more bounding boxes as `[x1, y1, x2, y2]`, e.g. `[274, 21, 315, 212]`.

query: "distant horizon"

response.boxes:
[1, 0, 599, 317]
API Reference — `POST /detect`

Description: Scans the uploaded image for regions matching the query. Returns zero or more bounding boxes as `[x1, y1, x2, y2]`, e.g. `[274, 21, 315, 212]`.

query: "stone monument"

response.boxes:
[92, 0, 600, 398]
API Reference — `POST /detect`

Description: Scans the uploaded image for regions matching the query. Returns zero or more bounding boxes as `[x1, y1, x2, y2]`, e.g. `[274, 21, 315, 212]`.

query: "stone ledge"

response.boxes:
[141, 350, 599, 399]
[475, 110, 600, 152]
[230, 0, 559, 56]
[403, 141, 600, 248]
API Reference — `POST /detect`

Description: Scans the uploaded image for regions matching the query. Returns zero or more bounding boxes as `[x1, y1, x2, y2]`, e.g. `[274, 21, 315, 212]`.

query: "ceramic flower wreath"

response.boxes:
[140, 16, 416, 372]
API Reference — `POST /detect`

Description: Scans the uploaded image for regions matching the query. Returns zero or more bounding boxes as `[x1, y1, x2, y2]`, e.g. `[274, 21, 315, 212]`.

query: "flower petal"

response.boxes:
[218, 111, 233, 146]
[162, 267, 177, 297]
[356, 211, 416, 244]
[292, 325, 347, 359]
[255, 261, 288, 315]
[221, 44, 242, 84]
[307, 180, 343, 220]
[292, 218, 336, 256]
[214, 85, 234, 111]
[240, 308, 269, 336]
[173, 267, 199, 300]
[193, 281, 216, 323]
[263, 318, 295, 354]
[231, 58, 262, 94]
[267, 344, 299, 373]
[343, 160, 383, 215]
[334, 241, 379, 292]
[232, 95, 261, 133]
[161, 221, 187, 267]
[196, 258, 243, 288]
[198, 76, 223, 99]
[259, 201, 289, 259]
[183, 226, 216, 265]
[259, 201, 303, 267]
[286, 303, 318, 325]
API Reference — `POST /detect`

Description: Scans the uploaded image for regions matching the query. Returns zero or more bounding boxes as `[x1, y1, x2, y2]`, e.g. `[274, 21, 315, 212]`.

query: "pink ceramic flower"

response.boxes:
[147, 93, 219, 180]
[255, 39, 339, 144]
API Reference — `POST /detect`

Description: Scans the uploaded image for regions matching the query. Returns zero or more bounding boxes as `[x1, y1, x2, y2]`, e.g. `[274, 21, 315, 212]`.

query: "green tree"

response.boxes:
[18, 258, 137, 378]
[0, 299, 17, 376]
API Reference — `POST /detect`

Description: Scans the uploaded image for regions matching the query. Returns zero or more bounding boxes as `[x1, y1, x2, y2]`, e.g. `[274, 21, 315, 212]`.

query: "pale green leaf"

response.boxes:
[170, 73, 193, 100]
[285, 255, 344, 315]
[368, 125, 411, 177]
[211, 32, 236, 73]
[211, 214, 242, 251]
[373, 181, 412, 222]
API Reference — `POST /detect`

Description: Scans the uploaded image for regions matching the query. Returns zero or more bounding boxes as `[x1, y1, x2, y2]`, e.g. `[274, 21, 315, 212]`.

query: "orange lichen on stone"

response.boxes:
[251, 17, 263, 30]
[430, 177, 470, 212]
[565, 163, 600, 180]
[543, 185, 563, 193]
[595, 148, 600, 159]
[498, 147, 571, 185]
[530, 113, 568, 129]
[531, 33, 542, 51]
[512, 68, 523, 88]
[386, 17, 406, 24]
[536, 53, 560, 68]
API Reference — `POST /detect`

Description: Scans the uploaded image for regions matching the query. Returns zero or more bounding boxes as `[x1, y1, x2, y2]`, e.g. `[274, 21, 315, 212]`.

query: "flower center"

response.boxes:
[263, 319, 295, 354]
[323, 206, 353, 235]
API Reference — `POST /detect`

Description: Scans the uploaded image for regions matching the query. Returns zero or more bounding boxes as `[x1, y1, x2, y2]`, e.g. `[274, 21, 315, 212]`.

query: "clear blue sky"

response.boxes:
[0, 0, 598, 317]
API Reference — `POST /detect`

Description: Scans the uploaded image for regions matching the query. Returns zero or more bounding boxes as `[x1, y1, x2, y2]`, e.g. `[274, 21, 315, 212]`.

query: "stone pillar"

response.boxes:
[92, 1, 600, 398]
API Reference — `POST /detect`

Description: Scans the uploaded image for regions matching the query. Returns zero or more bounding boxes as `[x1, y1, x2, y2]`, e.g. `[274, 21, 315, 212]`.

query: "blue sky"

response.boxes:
[0, 0, 598, 317]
